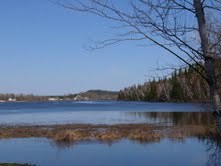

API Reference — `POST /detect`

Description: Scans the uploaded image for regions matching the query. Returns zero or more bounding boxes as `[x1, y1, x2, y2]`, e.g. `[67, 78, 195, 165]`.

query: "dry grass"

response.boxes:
[0, 124, 217, 143]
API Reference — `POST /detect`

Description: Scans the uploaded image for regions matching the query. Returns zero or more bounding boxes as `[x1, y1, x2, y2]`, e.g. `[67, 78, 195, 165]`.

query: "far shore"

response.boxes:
[0, 99, 211, 104]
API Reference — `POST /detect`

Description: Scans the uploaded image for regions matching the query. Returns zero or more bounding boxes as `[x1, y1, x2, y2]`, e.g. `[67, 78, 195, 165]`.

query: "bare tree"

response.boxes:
[53, 0, 221, 115]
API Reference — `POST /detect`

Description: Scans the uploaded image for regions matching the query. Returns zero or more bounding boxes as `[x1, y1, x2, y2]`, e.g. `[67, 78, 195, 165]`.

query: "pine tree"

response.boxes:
[170, 72, 184, 101]
[147, 79, 157, 101]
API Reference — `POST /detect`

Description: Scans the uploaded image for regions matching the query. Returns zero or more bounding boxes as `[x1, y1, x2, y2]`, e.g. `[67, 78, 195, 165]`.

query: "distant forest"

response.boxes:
[118, 63, 221, 102]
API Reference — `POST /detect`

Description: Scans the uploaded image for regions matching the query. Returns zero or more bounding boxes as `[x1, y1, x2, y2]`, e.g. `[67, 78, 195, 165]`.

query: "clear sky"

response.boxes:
[0, 0, 177, 95]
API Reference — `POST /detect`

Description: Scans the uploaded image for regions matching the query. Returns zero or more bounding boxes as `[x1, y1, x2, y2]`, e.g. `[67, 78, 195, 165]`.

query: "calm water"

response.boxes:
[0, 101, 210, 125]
[0, 101, 220, 166]
[0, 137, 220, 166]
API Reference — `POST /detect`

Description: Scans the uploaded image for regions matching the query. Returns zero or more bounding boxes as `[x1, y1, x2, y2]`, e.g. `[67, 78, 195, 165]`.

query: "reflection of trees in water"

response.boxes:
[50, 140, 120, 151]
[48, 118, 221, 166]
[49, 112, 220, 166]
[128, 111, 221, 165]
[127, 112, 215, 125]
[198, 129, 221, 166]
[50, 140, 75, 149]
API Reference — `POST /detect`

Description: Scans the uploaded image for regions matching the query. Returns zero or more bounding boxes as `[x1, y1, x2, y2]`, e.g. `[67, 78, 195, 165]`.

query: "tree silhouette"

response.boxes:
[53, 0, 221, 115]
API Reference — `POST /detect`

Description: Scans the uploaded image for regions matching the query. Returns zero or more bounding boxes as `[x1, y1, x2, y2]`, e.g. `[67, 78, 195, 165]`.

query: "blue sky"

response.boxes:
[0, 0, 177, 95]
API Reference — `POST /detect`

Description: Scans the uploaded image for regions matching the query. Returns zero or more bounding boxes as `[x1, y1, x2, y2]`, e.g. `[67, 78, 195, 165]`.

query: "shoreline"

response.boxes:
[0, 100, 211, 105]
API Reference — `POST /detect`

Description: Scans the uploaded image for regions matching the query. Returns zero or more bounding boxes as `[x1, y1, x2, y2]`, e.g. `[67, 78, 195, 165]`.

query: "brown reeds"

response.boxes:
[0, 124, 217, 143]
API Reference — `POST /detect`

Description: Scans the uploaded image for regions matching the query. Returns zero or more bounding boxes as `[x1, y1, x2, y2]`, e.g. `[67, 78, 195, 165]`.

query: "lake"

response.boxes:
[0, 101, 220, 166]
[0, 101, 210, 125]
[0, 137, 220, 166]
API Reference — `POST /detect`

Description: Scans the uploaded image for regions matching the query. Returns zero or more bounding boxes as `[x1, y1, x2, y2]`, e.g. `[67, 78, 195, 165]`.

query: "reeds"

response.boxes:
[0, 124, 217, 143]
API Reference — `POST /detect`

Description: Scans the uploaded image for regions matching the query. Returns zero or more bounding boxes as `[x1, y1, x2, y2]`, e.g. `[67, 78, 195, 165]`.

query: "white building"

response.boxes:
[48, 97, 58, 101]
[8, 98, 17, 102]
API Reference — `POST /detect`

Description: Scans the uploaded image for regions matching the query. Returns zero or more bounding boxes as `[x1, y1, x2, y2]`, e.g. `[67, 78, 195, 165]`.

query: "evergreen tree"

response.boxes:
[147, 79, 157, 101]
[170, 74, 184, 101]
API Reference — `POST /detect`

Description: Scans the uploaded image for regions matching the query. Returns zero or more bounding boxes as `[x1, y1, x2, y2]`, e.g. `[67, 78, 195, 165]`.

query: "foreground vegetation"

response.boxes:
[0, 123, 217, 143]
[0, 112, 216, 142]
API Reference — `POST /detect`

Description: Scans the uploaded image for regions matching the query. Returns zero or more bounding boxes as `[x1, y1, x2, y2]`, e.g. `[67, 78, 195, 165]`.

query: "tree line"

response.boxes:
[118, 63, 221, 102]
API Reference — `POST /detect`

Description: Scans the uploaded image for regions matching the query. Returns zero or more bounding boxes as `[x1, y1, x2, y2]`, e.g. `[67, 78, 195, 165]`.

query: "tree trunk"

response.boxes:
[193, 0, 221, 115]
[205, 59, 221, 115]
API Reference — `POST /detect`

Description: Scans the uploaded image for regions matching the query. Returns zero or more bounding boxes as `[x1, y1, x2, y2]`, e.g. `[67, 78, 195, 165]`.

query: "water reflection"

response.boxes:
[0, 117, 220, 166]
[47, 115, 221, 166]
[0, 101, 209, 125]
[0, 111, 215, 125]
[0, 135, 221, 166]
[197, 127, 221, 166]
[44, 125, 221, 166]
[0, 101, 220, 165]
[126, 112, 215, 125]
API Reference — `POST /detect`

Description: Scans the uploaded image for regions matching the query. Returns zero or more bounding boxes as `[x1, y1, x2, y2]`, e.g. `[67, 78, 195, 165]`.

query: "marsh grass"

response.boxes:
[0, 124, 217, 143]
